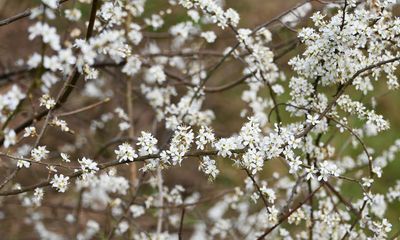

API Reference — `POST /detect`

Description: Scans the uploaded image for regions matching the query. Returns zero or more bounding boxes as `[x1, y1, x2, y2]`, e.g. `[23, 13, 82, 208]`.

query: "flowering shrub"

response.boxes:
[0, 0, 399, 239]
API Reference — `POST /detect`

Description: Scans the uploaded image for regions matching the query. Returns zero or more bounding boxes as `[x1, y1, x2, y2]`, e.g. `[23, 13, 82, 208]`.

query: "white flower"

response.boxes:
[116, 221, 129, 235]
[99, 2, 126, 26]
[201, 31, 217, 43]
[239, 117, 261, 147]
[362, 177, 374, 188]
[266, 206, 279, 225]
[23, 127, 37, 137]
[115, 108, 129, 121]
[3, 128, 17, 148]
[33, 188, 44, 206]
[317, 161, 339, 181]
[28, 22, 60, 51]
[51, 117, 70, 132]
[258, 28, 272, 42]
[127, 24, 143, 45]
[50, 174, 69, 192]
[78, 157, 99, 173]
[225, 8, 240, 27]
[271, 84, 284, 95]
[215, 137, 237, 158]
[196, 126, 215, 150]
[83, 65, 99, 80]
[199, 156, 219, 180]
[306, 114, 320, 126]
[260, 186, 276, 203]
[115, 143, 138, 162]
[27, 53, 42, 68]
[122, 55, 142, 76]
[39, 94, 56, 109]
[47, 165, 58, 173]
[145, 14, 164, 30]
[289, 156, 303, 174]
[305, 165, 317, 180]
[137, 131, 158, 155]
[31, 146, 49, 162]
[17, 159, 31, 169]
[42, 0, 59, 9]
[65, 214, 75, 223]
[145, 65, 166, 84]
[237, 28, 252, 45]
[129, 205, 145, 218]
[187, 10, 200, 22]
[179, 0, 193, 9]
[64, 9, 81, 21]
[60, 153, 71, 162]
[165, 126, 194, 165]
[118, 121, 131, 131]
[0, 85, 25, 115]
[242, 148, 264, 174]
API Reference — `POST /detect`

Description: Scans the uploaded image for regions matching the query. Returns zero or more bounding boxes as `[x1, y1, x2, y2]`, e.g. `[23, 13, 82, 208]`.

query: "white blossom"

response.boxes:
[31, 146, 49, 162]
[50, 174, 69, 192]
[39, 94, 56, 109]
[78, 157, 99, 174]
[137, 131, 158, 155]
[115, 143, 138, 162]
[3, 128, 16, 148]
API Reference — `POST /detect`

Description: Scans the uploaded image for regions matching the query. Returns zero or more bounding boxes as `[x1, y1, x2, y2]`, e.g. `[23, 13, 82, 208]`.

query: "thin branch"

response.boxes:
[0, 0, 100, 147]
[142, 189, 234, 209]
[0, 152, 71, 170]
[270, 102, 373, 176]
[323, 181, 359, 217]
[283, 174, 306, 213]
[74, 189, 85, 237]
[257, 184, 323, 239]
[178, 207, 186, 240]
[340, 0, 349, 31]
[0, 0, 70, 27]
[245, 169, 271, 213]
[106, 173, 145, 239]
[156, 166, 164, 236]
[205, 72, 252, 93]
[0, 168, 19, 190]
[340, 200, 368, 240]
[295, 56, 400, 139]
[56, 98, 110, 117]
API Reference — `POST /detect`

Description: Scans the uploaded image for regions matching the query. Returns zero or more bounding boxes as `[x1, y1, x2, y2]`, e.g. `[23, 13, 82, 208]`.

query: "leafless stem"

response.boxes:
[257, 184, 323, 239]
[0, 0, 71, 27]
[178, 207, 186, 240]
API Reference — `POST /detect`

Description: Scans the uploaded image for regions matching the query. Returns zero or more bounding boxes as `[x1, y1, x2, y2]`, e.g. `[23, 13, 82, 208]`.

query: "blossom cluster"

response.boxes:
[0, 0, 400, 239]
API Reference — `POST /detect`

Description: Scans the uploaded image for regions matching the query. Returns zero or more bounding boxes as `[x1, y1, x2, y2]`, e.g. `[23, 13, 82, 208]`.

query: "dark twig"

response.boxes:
[340, 0, 349, 31]
[295, 56, 400, 139]
[178, 207, 186, 240]
[257, 184, 323, 239]
[0, 0, 100, 146]
[0, 0, 70, 27]
[245, 169, 270, 211]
